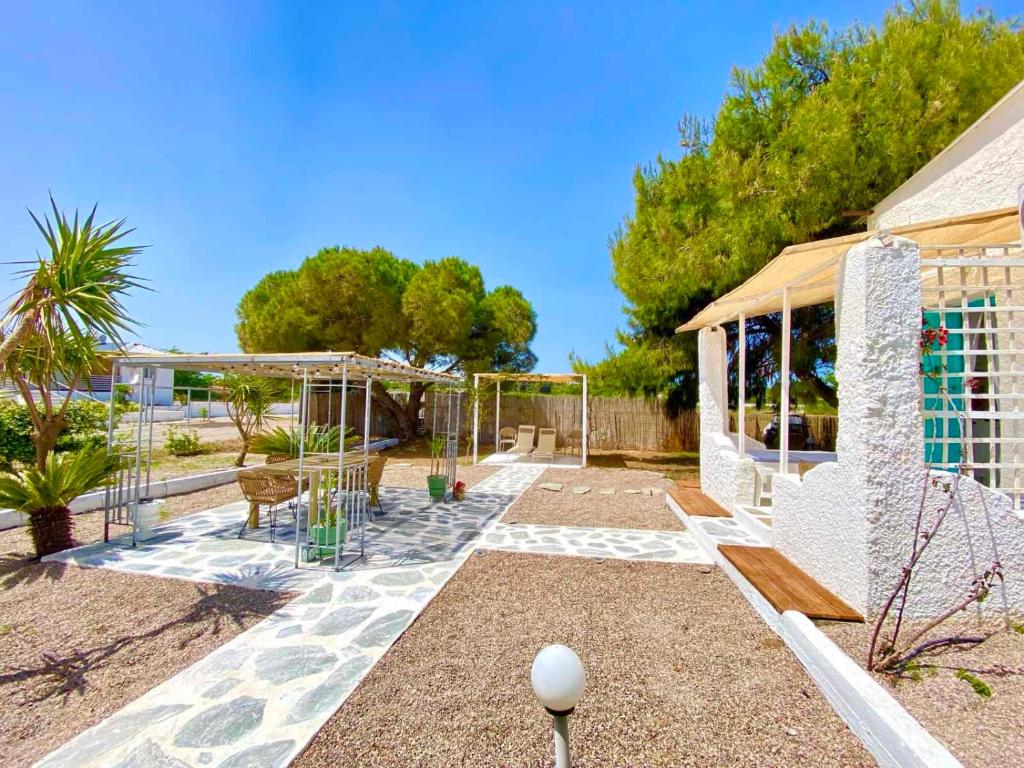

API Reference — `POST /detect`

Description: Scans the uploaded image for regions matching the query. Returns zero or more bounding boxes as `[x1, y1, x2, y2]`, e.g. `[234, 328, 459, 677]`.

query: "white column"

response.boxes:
[494, 380, 501, 453]
[363, 374, 372, 464]
[472, 374, 479, 464]
[581, 375, 588, 467]
[780, 288, 792, 473]
[738, 312, 746, 457]
[294, 367, 309, 568]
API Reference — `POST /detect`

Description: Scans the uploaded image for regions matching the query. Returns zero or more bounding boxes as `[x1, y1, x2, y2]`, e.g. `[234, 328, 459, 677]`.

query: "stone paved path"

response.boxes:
[37, 464, 708, 768]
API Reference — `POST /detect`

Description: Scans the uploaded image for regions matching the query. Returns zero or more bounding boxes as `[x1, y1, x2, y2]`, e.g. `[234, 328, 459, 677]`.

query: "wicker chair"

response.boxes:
[498, 426, 517, 452]
[367, 455, 387, 514]
[237, 469, 300, 542]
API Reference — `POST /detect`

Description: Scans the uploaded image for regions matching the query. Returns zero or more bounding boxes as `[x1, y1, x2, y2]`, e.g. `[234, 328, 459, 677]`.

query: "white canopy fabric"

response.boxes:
[677, 206, 1020, 331]
[109, 351, 460, 384]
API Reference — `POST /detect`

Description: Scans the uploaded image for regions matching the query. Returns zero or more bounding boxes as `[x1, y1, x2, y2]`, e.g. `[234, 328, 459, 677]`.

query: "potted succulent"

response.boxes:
[452, 480, 466, 501]
[427, 434, 447, 500]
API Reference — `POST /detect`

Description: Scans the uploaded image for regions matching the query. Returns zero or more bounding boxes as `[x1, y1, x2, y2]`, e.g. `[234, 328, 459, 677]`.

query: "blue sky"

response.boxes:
[0, 1, 1015, 371]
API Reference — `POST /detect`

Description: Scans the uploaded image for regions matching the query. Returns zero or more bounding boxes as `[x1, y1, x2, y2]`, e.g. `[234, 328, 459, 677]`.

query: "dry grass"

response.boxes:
[588, 448, 699, 482]
[382, 462, 501, 490]
[823, 618, 1024, 767]
[0, 562, 290, 768]
[503, 467, 682, 531]
[296, 551, 871, 767]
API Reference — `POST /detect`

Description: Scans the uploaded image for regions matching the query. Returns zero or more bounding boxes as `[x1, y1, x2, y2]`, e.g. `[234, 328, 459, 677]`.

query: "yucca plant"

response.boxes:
[0, 197, 144, 468]
[219, 374, 276, 466]
[250, 424, 356, 458]
[0, 445, 118, 557]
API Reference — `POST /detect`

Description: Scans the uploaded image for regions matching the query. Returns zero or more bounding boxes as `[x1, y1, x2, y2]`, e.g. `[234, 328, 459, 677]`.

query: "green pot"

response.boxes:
[309, 521, 347, 559]
[427, 474, 447, 500]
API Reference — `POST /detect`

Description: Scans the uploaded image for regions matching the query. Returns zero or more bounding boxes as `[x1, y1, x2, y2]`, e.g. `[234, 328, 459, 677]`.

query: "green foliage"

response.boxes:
[163, 427, 205, 457]
[250, 425, 355, 457]
[596, 0, 1024, 402]
[0, 444, 118, 511]
[0, 399, 108, 471]
[235, 247, 537, 374]
[955, 668, 992, 698]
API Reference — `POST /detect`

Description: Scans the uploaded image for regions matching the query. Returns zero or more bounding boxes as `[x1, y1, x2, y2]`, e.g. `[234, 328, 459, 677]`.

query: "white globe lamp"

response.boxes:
[531, 644, 586, 767]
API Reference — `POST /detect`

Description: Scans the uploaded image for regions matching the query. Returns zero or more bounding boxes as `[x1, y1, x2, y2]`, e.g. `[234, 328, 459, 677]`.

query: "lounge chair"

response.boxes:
[533, 428, 557, 461]
[510, 425, 536, 454]
[498, 426, 517, 452]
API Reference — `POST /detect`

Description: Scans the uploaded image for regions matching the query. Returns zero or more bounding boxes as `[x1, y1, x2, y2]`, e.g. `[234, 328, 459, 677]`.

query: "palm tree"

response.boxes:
[0, 198, 144, 468]
[221, 374, 275, 466]
[0, 445, 118, 557]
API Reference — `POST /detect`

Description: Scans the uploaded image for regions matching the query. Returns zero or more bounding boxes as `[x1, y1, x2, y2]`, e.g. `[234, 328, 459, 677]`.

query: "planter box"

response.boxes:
[309, 521, 347, 559]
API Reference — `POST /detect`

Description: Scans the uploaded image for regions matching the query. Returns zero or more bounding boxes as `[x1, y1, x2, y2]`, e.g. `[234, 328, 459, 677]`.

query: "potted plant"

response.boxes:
[452, 480, 466, 501]
[309, 508, 347, 559]
[427, 434, 447, 500]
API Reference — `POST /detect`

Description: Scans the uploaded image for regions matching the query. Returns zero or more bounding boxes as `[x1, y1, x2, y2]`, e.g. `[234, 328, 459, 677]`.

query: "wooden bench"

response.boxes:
[667, 486, 732, 518]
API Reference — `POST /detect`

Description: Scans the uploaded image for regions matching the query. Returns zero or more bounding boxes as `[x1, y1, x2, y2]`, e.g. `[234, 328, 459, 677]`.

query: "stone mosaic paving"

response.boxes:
[482, 522, 712, 564]
[36, 463, 709, 768]
[37, 465, 546, 768]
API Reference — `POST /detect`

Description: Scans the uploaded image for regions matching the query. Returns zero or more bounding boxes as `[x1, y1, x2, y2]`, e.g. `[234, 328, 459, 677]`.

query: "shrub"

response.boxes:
[163, 427, 206, 457]
[0, 399, 109, 471]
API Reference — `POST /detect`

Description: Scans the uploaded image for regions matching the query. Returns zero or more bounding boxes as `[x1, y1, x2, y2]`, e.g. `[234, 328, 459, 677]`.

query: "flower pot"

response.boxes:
[427, 474, 447, 500]
[309, 520, 347, 559]
[134, 499, 166, 541]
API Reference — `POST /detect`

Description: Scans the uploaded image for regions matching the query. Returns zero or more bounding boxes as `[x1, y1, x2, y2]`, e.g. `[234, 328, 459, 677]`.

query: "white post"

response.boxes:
[334, 365, 349, 569]
[494, 379, 501, 453]
[738, 312, 746, 457]
[294, 367, 309, 568]
[363, 374, 372, 464]
[581, 375, 588, 467]
[472, 374, 479, 464]
[780, 289, 791, 473]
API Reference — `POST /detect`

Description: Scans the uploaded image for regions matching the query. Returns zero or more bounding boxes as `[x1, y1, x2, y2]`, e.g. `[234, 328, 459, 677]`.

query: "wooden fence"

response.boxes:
[310, 389, 838, 454]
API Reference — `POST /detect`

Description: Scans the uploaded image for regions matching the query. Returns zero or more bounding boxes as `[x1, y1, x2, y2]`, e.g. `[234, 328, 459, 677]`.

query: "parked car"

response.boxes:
[763, 413, 817, 450]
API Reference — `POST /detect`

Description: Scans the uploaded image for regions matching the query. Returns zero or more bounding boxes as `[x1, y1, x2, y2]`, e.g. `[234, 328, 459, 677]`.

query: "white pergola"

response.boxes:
[103, 351, 461, 569]
[470, 372, 588, 466]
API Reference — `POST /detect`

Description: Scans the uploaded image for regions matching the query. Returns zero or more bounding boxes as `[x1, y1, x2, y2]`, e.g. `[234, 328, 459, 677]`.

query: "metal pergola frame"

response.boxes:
[101, 351, 462, 570]
[470, 372, 588, 467]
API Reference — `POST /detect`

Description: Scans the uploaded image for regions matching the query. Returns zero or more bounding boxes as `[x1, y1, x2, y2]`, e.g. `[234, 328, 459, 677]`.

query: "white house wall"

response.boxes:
[770, 236, 1024, 619]
[869, 83, 1024, 229]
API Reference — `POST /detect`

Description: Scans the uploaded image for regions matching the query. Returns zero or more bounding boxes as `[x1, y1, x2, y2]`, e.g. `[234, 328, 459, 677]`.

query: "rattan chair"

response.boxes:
[498, 426, 517, 452]
[367, 455, 387, 514]
[237, 469, 300, 542]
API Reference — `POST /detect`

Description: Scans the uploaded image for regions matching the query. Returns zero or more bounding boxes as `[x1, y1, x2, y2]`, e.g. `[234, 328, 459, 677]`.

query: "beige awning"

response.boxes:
[474, 372, 583, 384]
[677, 207, 1021, 332]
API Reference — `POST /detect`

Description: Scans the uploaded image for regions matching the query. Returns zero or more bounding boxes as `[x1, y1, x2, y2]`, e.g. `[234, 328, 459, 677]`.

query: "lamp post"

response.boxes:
[531, 644, 586, 768]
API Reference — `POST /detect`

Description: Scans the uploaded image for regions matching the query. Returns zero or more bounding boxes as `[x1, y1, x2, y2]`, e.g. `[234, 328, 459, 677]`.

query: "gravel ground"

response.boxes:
[0, 484, 245, 562]
[295, 551, 871, 767]
[381, 461, 501, 490]
[823, 618, 1024, 767]
[0, 562, 290, 767]
[501, 467, 682, 530]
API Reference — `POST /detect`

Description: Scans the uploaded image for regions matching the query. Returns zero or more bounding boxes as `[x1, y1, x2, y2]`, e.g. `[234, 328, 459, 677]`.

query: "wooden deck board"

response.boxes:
[719, 545, 863, 622]
[668, 487, 732, 518]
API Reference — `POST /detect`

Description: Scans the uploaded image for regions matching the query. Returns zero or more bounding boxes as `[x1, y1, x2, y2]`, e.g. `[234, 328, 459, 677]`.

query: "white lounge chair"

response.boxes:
[510, 425, 535, 454]
[533, 428, 557, 461]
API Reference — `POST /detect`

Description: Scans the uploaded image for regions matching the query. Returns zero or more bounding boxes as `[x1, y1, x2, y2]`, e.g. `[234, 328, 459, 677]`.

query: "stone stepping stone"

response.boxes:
[112, 738, 188, 768]
[540, 482, 563, 492]
[395, 462, 413, 467]
[174, 696, 265, 748]
[572, 486, 591, 495]
[217, 740, 296, 768]
[255, 646, 338, 684]
[624, 489, 642, 495]
[598, 488, 616, 496]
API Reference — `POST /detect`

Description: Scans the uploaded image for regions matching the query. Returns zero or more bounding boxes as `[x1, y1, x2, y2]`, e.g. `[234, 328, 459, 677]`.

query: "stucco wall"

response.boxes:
[772, 236, 1024, 619]
[697, 327, 757, 511]
[870, 94, 1024, 228]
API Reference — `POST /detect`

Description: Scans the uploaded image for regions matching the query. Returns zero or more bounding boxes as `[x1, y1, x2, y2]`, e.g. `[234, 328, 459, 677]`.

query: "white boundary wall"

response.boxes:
[768, 237, 1024, 618]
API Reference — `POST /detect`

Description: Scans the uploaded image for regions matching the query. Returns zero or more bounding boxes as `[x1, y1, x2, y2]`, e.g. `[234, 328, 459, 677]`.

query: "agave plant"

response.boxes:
[250, 424, 356, 459]
[0, 445, 118, 557]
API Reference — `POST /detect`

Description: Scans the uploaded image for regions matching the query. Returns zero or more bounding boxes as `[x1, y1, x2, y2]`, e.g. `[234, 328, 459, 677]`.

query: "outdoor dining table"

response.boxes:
[255, 452, 367, 528]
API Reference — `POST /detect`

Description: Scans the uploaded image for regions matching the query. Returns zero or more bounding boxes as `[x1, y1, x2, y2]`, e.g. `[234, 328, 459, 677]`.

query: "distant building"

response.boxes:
[96, 340, 176, 406]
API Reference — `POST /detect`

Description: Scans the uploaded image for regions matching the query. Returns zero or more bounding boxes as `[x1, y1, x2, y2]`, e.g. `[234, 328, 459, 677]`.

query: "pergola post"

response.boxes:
[581, 374, 588, 467]
[363, 374, 372, 464]
[334, 364, 349, 570]
[738, 312, 746, 457]
[293, 366, 309, 568]
[780, 289, 791, 473]
[494, 379, 501, 453]
[472, 374, 479, 464]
